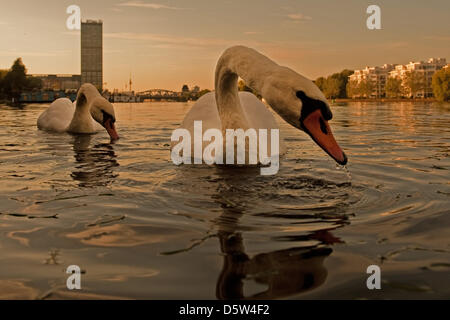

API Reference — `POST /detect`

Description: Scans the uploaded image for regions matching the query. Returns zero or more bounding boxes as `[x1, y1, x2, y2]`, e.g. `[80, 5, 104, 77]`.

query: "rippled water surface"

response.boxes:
[0, 101, 449, 299]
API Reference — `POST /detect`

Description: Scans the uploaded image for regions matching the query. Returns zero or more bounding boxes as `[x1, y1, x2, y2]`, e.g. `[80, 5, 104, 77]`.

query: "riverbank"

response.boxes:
[333, 98, 437, 103]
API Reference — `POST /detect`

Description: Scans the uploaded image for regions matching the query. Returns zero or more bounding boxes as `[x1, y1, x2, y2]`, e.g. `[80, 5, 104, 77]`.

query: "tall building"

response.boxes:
[81, 20, 103, 91]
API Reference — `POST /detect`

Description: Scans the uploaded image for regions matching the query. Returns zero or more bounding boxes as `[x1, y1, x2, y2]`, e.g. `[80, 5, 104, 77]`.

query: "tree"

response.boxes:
[314, 77, 326, 92]
[359, 79, 374, 98]
[238, 79, 252, 93]
[0, 69, 8, 99]
[238, 79, 261, 99]
[330, 69, 353, 98]
[323, 77, 340, 99]
[316, 69, 354, 99]
[432, 68, 450, 102]
[346, 80, 359, 98]
[385, 77, 403, 98]
[181, 84, 189, 93]
[3, 58, 28, 101]
[197, 89, 211, 98]
[404, 71, 425, 98]
[181, 84, 190, 101]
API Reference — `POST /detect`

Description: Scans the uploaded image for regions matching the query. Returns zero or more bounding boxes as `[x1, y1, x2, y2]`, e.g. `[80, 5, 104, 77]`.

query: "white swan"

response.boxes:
[175, 46, 347, 165]
[37, 83, 119, 140]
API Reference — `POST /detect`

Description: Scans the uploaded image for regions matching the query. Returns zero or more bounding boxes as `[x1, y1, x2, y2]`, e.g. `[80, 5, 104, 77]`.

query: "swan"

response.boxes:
[37, 83, 119, 140]
[174, 46, 347, 166]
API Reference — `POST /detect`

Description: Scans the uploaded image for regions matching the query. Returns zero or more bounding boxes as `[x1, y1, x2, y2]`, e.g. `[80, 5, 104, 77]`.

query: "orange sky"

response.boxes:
[0, 0, 449, 91]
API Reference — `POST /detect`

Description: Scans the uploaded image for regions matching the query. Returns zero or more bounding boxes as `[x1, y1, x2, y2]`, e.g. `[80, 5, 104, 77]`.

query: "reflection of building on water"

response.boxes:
[71, 135, 119, 188]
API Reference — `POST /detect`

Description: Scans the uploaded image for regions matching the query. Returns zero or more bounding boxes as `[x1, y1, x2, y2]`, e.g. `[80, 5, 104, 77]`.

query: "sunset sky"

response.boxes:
[0, 0, 449, 91]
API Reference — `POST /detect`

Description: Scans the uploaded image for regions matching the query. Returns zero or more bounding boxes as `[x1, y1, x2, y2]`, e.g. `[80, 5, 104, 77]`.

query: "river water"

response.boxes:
[0, 101, 449, 299]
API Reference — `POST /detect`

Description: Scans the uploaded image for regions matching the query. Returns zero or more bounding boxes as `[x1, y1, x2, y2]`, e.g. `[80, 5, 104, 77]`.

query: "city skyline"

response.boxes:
[1, 0, 449, 91]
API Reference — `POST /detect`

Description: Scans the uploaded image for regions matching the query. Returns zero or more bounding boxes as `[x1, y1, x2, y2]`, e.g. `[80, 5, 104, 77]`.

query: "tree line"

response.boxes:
[0, 58, 42, 103]
[2, 57, 449, 103]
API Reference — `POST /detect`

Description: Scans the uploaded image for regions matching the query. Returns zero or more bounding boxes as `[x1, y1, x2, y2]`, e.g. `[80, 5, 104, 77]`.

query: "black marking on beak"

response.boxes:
[319, 117, 328, 135]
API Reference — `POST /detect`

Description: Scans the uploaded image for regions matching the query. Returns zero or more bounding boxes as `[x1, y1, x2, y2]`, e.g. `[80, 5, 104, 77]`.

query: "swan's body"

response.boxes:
[180, 91, 285, 154]
[37, 98, 103, 133]
[37, 83, 119, 140]
[173, 46, 347, 166]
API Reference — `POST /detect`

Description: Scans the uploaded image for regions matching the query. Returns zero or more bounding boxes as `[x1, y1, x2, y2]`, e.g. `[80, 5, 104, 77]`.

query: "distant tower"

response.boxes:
[81, 20, 103, 91]
[129, 73, 132, 92]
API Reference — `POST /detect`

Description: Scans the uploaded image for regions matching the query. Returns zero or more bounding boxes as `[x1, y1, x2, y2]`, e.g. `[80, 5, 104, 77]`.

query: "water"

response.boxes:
[0, 101, 449, 299]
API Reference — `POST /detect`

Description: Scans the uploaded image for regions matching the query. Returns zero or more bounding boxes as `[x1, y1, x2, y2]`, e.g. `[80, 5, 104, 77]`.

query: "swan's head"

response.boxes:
[76, 83, 120, 141]
[262, 67, 347, 165]
[90, 97, 119, 141]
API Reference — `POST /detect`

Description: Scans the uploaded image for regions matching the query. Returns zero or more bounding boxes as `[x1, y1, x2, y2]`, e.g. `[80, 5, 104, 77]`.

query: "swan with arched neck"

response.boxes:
[174, 46, 347, 165]
[37, 83, 119, 140]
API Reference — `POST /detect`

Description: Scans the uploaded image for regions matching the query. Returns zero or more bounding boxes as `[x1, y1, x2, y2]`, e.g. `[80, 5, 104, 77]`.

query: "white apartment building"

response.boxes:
[389, 58, 447, 98]
[350, 58, 447, 98]
[348, 64, 395, 98]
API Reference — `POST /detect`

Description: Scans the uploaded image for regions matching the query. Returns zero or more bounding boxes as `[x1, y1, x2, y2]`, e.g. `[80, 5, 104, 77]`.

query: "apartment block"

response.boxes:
[349, 64, 395, 98]
[389, 58, 447, 98]
[350, 58, 447, 98]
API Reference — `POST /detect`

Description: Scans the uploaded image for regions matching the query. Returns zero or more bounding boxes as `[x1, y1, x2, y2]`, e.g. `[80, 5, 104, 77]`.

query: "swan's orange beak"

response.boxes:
[302, 109, 347, 165]
[104, 118, 119, 141]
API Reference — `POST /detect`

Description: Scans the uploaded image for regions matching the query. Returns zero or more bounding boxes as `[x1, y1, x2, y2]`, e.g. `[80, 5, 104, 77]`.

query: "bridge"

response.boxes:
[137, 89, 183, 101]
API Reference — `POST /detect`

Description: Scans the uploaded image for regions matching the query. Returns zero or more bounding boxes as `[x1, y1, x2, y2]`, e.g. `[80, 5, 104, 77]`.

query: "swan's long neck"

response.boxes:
[67, 85, 100, 133]
[214, 46, 279, 130]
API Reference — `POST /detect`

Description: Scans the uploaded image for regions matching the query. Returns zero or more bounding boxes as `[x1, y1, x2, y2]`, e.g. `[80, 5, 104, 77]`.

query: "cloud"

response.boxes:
[244, 31, 261, 35]
[286, 13, 312, 22]
[104, 32, 236, 48]
[116, 1, 186, 10]
[103, 32, 320, 54]
[424, 35, 450, 41]
[0, 50, 71, 57]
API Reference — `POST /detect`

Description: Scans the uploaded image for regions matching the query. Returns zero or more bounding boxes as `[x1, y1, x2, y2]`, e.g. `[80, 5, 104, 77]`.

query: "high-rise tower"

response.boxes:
[81, 20, 103, 91]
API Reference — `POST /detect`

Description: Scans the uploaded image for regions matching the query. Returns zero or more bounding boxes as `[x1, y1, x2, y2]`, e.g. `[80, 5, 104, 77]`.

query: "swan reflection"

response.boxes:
[209, 167, 344, 299]
[71, 135, 119, 188]
[216, 232, 332, 299]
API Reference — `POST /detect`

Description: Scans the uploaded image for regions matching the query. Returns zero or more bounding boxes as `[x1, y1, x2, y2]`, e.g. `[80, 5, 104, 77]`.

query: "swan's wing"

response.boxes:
[179, 92, 221, 132]
[174, 92, 285, 160]
[239, 91, 286, 155]
[37, 98, 75, 132]
[91, 116, 104, 131]
[173, 92, 221, 156]
[239, 92, 279, 130]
